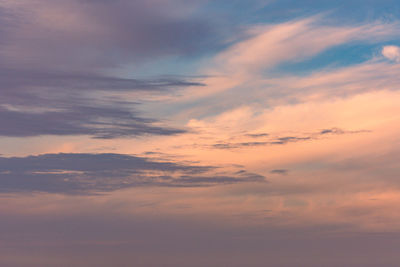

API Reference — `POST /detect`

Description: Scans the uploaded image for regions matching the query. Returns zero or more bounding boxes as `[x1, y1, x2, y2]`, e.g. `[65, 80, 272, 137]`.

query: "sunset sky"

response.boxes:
[1, 1, 400, 266]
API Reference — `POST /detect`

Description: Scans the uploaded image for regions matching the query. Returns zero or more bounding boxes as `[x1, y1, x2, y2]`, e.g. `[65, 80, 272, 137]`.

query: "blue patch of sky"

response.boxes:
[270, 44, 380, 76]
[270, 39, 400, 76]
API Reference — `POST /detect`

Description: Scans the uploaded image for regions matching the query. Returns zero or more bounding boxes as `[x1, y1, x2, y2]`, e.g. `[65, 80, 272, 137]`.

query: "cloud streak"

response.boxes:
[0, 104, 186, 139]
[211, 128, 367, 150]
[0, 153, 266, 194]
[0, 69, 204, 139]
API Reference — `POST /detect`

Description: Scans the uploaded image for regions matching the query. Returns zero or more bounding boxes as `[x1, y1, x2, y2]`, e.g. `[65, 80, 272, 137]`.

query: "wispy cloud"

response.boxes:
[179, 16, 400, 102]
[210, 128, 368, 150]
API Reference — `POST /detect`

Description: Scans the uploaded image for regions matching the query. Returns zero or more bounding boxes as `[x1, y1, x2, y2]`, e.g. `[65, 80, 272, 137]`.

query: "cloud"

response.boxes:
[0, 104, 186, 139]
[0, 68, 204, 138]
[382, 45, 400, 62]
[172, 16, 400, 111]
[0, 0, 228, 70]
[0, 64, 208, 138]
[245, 133, 269, 138]
[210, 128, 365, 150]
[215, 17, 400, 74]
[0, 153, 266, 194]
[0, 69, 204, 93]
[266, 61, 400, 103]
[0, 0, 211, 139]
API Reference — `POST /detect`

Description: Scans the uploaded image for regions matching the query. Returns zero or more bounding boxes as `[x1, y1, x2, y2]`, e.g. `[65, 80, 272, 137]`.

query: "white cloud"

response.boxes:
[382, 45, 400, 62]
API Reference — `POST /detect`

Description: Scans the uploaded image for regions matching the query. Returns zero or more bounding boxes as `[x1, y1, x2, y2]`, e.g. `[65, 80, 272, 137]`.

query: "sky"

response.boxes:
[1, 0, 400, 266]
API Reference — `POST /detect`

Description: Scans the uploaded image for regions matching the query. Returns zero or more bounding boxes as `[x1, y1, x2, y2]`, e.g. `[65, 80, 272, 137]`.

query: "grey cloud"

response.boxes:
[320, 127, 345, 135]
[212, 136, 310, 150]
[213, 141, 268, 150]
[0, 69, 204, 93]
[211, 128, 369, 150]
[0, 105, 185, 139]
[270, 136, 311, 145]
[0, 69, 203, 138]
[245, 133, 269, 138]
[318, 127, 370, 135]
[0, 153, 266, 194]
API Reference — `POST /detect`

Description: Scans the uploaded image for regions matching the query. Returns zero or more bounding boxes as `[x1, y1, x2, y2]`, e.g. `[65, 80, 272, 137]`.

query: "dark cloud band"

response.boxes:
[0, 153, 266, 194]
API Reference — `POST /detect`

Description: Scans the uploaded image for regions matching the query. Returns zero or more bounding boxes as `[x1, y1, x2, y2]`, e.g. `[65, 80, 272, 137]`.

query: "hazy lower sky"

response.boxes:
[1, 1, 400, 266]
